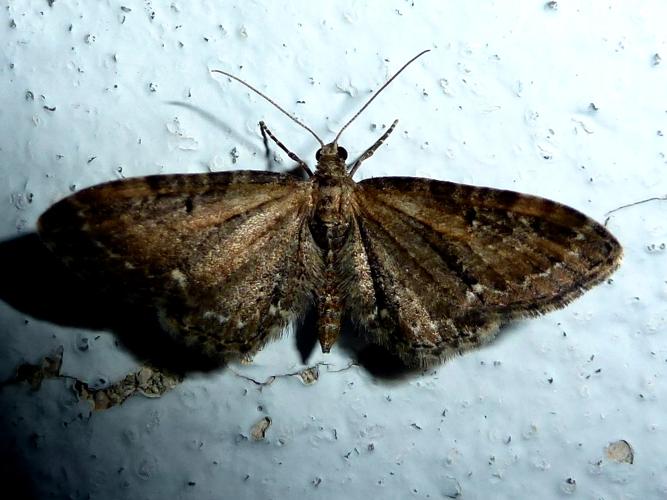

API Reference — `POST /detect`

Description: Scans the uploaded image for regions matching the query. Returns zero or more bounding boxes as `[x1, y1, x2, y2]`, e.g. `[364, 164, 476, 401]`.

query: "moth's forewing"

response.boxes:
[343, 177, 621, 367]
[38, 171, 321, 361]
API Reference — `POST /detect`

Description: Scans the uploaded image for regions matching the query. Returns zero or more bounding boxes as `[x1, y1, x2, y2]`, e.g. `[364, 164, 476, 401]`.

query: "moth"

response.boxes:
[38, 51, 622, 368]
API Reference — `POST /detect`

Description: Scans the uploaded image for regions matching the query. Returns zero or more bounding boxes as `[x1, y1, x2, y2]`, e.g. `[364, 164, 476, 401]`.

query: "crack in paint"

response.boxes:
[229, 361, 357, 387]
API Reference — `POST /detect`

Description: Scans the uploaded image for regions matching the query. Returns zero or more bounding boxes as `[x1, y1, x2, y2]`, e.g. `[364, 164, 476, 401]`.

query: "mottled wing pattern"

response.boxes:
[344, 177, 622, 367]
[38, 172, 321, 361]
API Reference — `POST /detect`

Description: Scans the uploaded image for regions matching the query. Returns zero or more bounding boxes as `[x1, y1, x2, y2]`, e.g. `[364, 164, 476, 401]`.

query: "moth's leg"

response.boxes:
[259, 121, 313, 177]
[259, 120, 274, 171]
[348, 119, 398, 177]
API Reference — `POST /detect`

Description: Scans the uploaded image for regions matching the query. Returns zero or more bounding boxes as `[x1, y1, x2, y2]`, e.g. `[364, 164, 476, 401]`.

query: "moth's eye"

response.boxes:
[337, 147, 348, 160]
[315, 149, 322, 161]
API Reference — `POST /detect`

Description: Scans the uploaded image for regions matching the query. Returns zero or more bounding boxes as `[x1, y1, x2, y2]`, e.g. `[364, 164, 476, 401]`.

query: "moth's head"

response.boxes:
[315, 142, 348, 163]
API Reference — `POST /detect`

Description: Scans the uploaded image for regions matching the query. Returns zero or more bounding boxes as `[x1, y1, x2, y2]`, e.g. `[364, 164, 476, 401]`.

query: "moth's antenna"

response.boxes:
[333, 49, 431, 144]
[211, 69, 325, 147]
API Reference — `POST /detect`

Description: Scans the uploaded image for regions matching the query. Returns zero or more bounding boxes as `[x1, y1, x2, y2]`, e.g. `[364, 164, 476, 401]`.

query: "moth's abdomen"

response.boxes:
[311, 225, 348, 353]
[317, 281, 342, 353]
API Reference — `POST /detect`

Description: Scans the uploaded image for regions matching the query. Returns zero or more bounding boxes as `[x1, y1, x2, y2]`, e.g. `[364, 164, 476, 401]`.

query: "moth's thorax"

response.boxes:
[313, 157, 348, 177]
[310, 173, 355, 233]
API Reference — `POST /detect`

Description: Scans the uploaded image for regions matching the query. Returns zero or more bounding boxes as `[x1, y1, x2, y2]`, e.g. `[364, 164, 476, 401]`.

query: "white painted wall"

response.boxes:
[1, 1, 665, 498]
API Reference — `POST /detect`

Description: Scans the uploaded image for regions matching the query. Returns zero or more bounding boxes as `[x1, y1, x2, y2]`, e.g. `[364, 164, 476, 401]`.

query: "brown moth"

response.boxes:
[38, 51, 622, 368]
